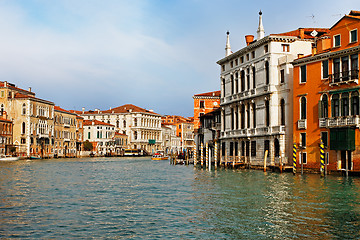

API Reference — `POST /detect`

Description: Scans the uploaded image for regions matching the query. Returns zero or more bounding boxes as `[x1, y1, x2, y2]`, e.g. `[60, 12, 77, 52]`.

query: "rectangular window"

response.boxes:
[280, 69, 285, 83]
[322, 60, 329, 79]
[199, 100, 205, 108]
[300, 132, 306, 148]
[300, 152, 307, 164]
[235, 59, 238, 66]
[222, 65, 225, 72]
[264, 140, 270, 156]
[282, 44, 290, 52]
[350, 29, 358, 43]
[246, 54, 249, 61]
[252, 51, 255, 58]
[0, 91, 4, 98]
[334, 34, 341, 47]
[251, 141, 256, 156]
[240, 56, 244, 63]
[230, 61, 233, 68]
[264, 45, 268, 53]
[321, 131, 328, 147]
[300, 65, 307, 83]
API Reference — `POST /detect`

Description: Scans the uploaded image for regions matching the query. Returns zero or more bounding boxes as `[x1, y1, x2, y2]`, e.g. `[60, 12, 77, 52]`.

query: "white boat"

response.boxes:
[0, 155, 20, 161]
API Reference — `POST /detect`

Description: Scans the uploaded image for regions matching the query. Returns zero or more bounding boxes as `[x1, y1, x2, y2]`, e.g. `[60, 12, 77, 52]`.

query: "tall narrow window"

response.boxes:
[341, 93, 349, 116]
[251, 141, 256, 156]
[252, 103, 256, 128]
[123, 120, 126, 128]
[351, 54, 358, 80]
[246, 68, 250, 90]
[265, 100, 270, 126]
[280, 69, 285, 83]
[300, 65, 307, 83]
[320, 94, 328, 118]
[221, 78, 225, 97]
[241, 104, 245, 129]
[351, 91, 359, 115]
[322, 60, 329, 79]
[342, 56, 349, 81]
[333, 58, 341, 82]
[235, 72, 239, 93]
[300, 132, 306, 148]
[265, 62, 269, 85]
[280, 99, 285, 125]
[241, 70, 245, 92]
[252, 66, 256, 88]
[332, 94, 340, 117]
[231, 108, 234, 130]
[199, 100, 205, 108]
[247, 103, 250, 128]
[231, 75, 234, 95]
[22, 122, 26, 134]
[235, 106, 239, 129]
[300, 97, 307, 120]
[22, 103, 26, 115]
[321, 132, 328, 148]
[264, 140, 270, 156]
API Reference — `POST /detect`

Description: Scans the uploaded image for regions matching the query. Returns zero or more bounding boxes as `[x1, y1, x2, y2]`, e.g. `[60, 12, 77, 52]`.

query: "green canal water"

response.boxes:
[0, 157, 360, 239]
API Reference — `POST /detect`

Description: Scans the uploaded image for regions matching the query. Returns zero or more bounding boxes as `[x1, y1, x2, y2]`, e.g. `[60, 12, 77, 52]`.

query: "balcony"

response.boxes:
[250, 89, 256, 95]
[329, 70, 359, 85]
[297, 119, 307, 129]
[319, 118, 327, 128]
[272, 125, 285, 134]
[327, 116, 360, 128]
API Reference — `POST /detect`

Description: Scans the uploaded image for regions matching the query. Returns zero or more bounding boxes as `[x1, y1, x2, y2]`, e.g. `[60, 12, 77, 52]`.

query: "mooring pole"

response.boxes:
[264, 150, 268, 172]
[293, 143, 297, 175]
[320, 141, 325, 177]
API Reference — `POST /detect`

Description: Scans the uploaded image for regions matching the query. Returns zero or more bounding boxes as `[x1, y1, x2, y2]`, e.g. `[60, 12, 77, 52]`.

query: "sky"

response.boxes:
[0, 0, 358, 117]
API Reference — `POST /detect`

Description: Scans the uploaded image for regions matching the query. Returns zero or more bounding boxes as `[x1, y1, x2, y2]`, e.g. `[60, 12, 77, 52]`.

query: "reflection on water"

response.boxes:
[0, 158, 359, 239]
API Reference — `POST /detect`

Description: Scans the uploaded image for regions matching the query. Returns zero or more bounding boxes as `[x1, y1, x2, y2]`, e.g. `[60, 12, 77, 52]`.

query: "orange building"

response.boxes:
[193, 90, 220, 130]
[293, 10, 360, 173]
[161, 115, 194, 151]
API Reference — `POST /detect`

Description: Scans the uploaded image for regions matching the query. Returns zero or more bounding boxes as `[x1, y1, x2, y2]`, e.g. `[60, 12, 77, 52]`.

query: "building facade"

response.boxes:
[0, 112, 13, 155]
[293, 10, 360, 173]
[54, 106, 77, 157]
[218, 12, 329, 167]
[83, 120, 116, 156]
[193, 90, 220, 130]
[80, 104, 162, 154]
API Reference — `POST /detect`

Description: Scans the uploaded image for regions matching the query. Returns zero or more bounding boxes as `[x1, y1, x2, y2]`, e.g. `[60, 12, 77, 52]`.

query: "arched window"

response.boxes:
[241, 104, 245, 129]
[22, 103, 26, 115]
[230, 74, 234, 95]
[116, 120, 119, 128]
[351, 91, 359, 115]
[320, 94, 328, 118]
[341, 93, 349, 116]
[247, 103, 250, 128]
[252, 66, 256, 89]
[274, 138, 280, 157]
[280, 99, 285, 125]
[265, 61, 269, 85]
[332, 94, 340, 117]
[134, 118, 137, 127]
[123, 120, 126, 128]
[300, 97, 307, 120]
[252, 103, 256, 128]
[265, 100, 270, 126]
[241, 70, 245, 92]
[0, 104, 4, 113]
[22, 122, 26, 134]
[134, 131, 137, 140]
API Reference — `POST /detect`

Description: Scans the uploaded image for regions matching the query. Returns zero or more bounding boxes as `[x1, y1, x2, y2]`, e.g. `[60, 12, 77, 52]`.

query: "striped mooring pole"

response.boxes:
[320, 140, 325, 177]
[193, 142, 197, 166]
[293, 143, 297, 175]
[200, 142, 204, 167]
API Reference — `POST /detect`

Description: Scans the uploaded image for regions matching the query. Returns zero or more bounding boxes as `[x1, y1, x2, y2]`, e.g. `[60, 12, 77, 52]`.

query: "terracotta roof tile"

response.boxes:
[271, 28, 330, 39]
[194, 90, 221, 97]
[82, 104, 159, 115]
[83, 120, 114, 127]
[14, 93, 54, 105]
[54, 106, 76, 115]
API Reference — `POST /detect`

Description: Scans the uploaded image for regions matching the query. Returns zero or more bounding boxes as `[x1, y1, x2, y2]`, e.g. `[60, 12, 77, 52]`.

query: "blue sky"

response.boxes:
[0, 0, 358, 116]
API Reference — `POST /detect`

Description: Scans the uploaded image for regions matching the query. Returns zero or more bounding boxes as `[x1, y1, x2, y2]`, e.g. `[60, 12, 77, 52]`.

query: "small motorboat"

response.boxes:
[0, 155, 20, 161]
[29, 155, 41, 160]
[151, 151, 169, 161]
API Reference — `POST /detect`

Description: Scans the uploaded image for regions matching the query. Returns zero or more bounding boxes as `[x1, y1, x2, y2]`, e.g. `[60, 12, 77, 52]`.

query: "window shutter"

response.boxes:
[318, 100, 322, 118]
[331, 99, 334, 117]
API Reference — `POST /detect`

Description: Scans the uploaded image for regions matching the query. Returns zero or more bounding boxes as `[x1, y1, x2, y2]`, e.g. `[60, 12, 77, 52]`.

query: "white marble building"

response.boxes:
[217, 11, 328, 166]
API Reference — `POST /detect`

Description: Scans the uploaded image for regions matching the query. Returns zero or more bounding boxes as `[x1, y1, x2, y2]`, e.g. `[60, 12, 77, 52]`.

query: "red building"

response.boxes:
[193, 90, 220, 130]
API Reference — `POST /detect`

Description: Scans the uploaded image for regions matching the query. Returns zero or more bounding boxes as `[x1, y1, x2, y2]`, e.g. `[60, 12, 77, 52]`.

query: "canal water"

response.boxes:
[0, 157, 360, 239]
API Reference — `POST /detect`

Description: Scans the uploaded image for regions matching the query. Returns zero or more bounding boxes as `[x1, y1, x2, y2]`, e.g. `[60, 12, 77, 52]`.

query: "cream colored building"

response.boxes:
[80, 104, 162, 155]
[0, 81, 54, 158]
[54, 106, 77, 157]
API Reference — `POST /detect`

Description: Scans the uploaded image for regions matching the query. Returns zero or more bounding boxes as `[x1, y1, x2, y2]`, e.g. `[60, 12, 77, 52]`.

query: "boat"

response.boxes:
[151, 151, 169, 161]
[0, 155, 20, 161]
[29, 155, 41, 160]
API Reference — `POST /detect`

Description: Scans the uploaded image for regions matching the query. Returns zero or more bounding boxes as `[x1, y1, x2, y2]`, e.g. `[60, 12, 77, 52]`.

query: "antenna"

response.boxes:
[307, 14, 316, 24]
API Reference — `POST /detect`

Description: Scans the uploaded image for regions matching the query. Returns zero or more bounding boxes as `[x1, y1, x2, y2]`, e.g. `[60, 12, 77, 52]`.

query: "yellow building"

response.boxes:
[54, 106, 77, 157]
[0, 81, 55, 158]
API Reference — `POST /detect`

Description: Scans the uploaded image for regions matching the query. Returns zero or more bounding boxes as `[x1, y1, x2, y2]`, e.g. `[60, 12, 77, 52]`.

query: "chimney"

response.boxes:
[82, 107, 85, 114]
[299, 28, 304, 39]
[4, 81, 7, 87]
[11, 92, 14, 99]
[245, 35, 254, 46]
[317, 36, 331, 52]
[28, 87, 32, 92]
